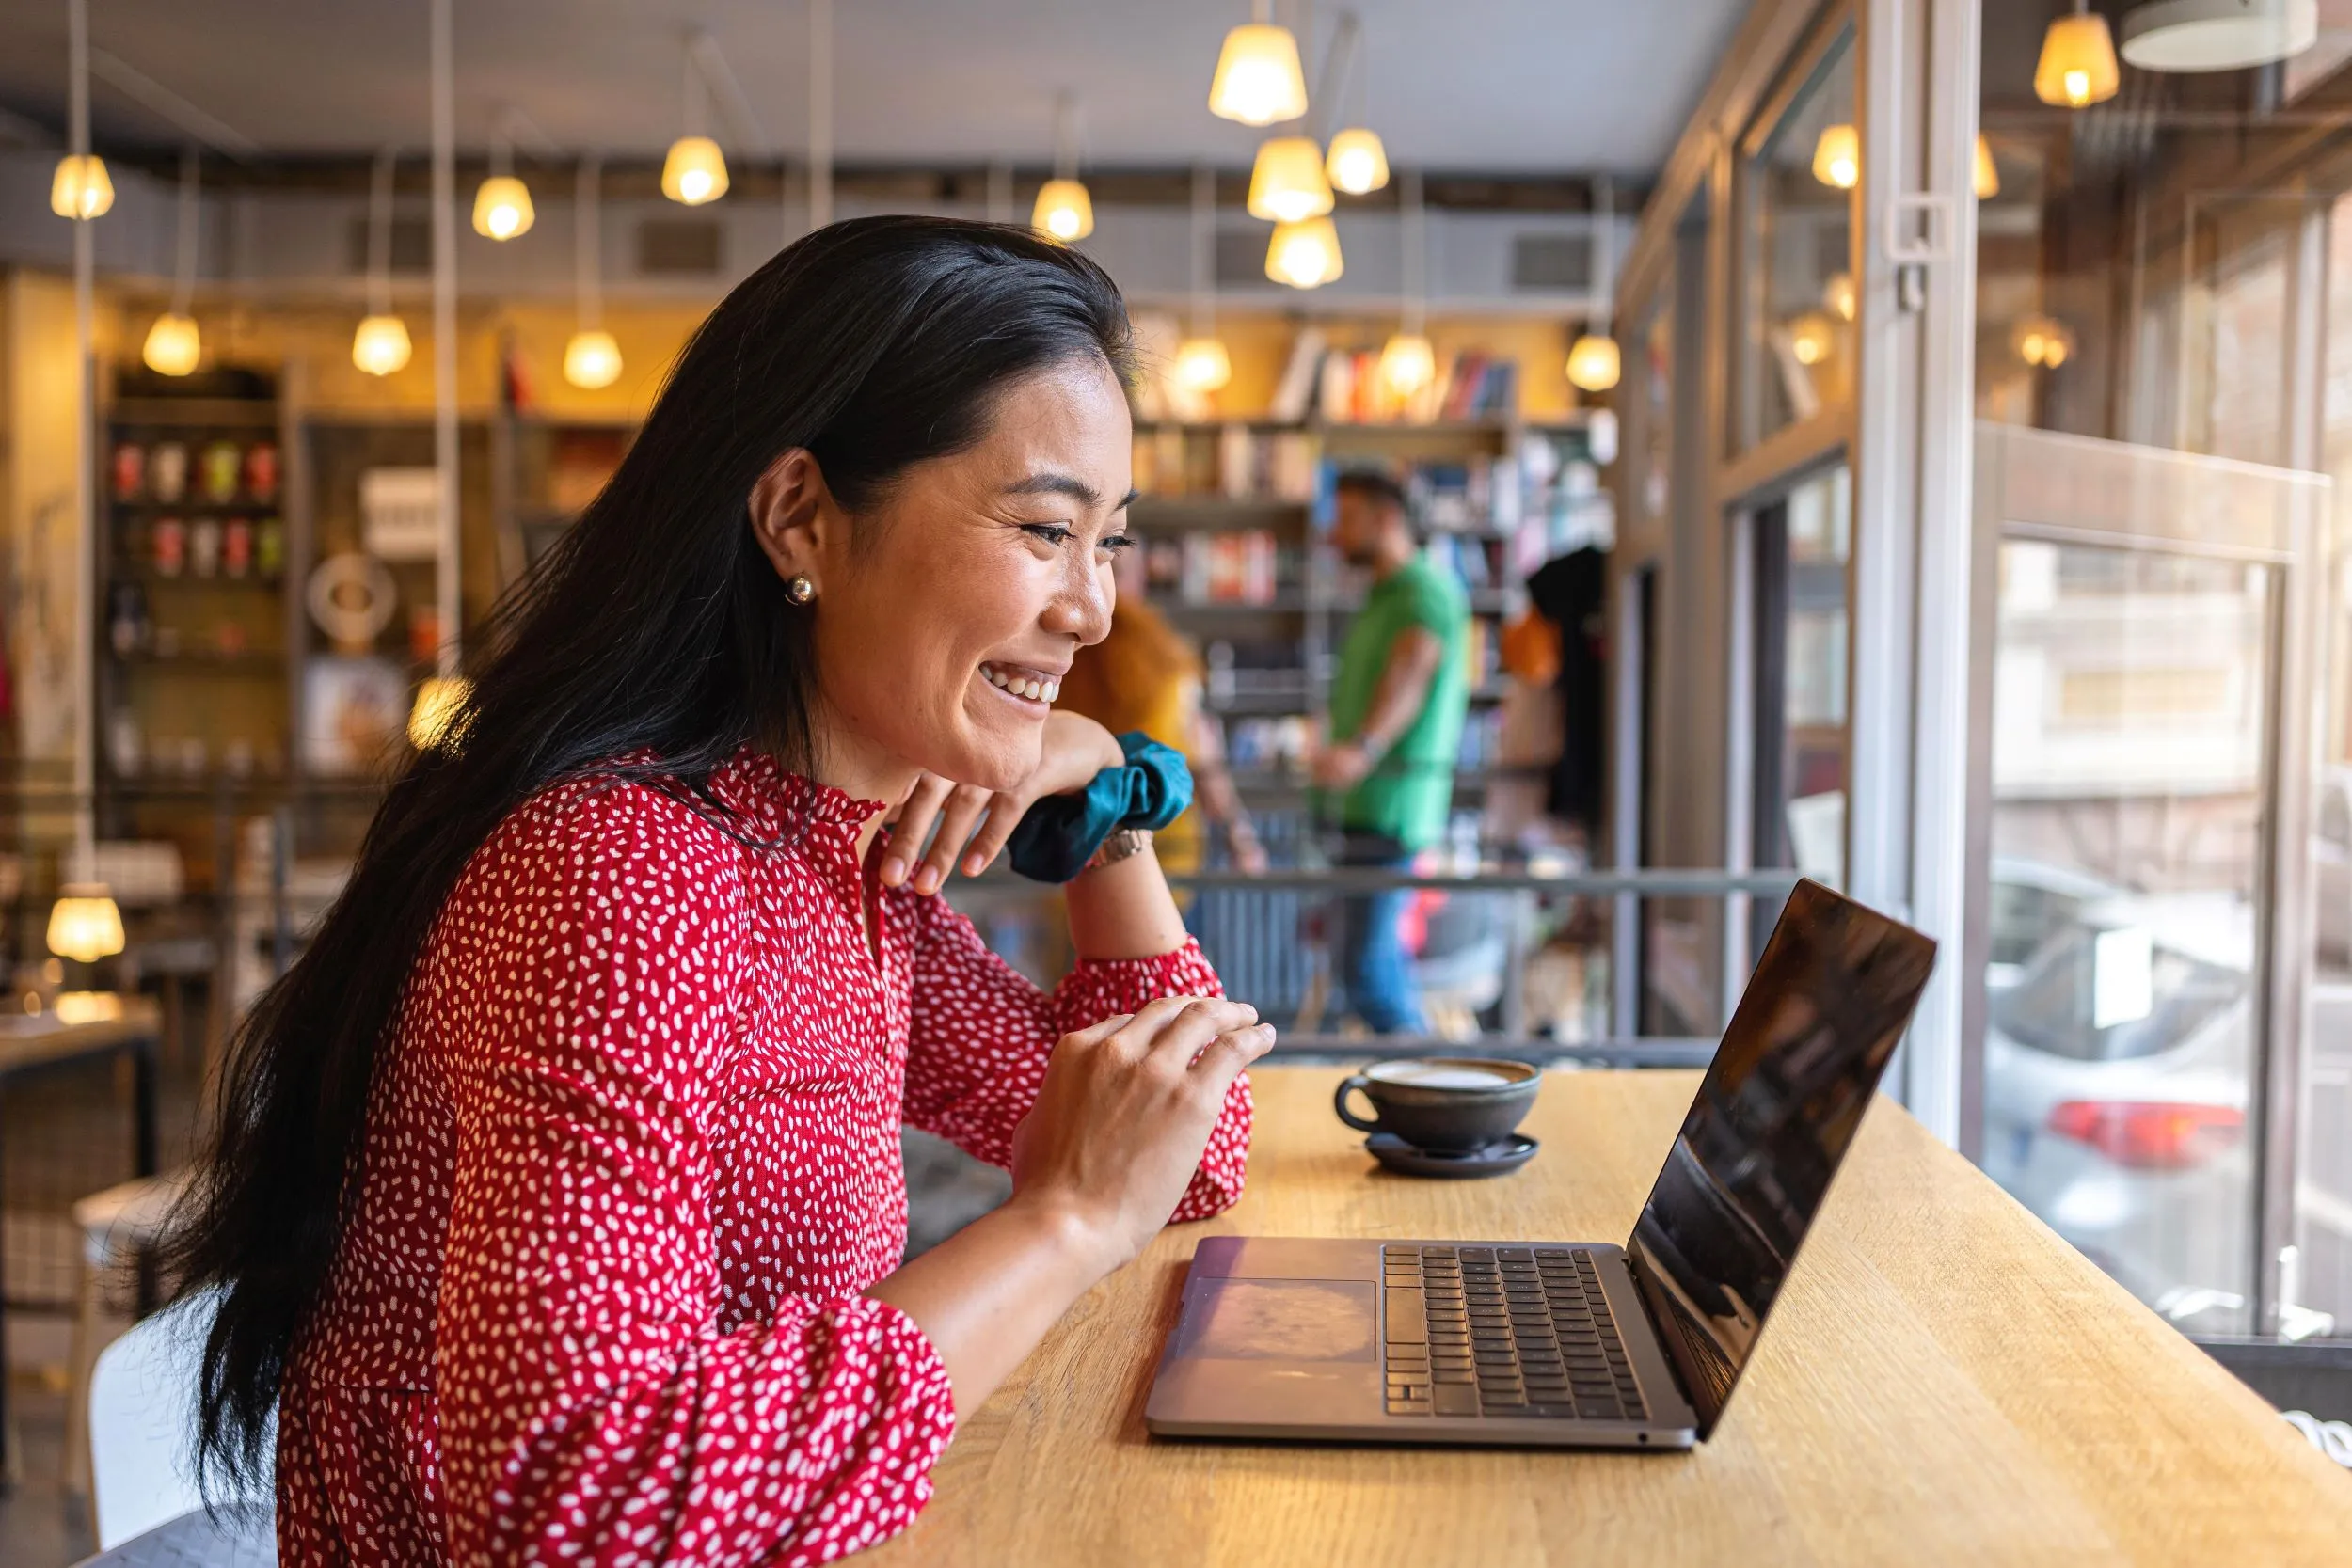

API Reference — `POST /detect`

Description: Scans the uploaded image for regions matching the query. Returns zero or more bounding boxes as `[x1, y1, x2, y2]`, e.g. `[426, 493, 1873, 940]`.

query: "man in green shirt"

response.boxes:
[1310, 470, 1470, 1035]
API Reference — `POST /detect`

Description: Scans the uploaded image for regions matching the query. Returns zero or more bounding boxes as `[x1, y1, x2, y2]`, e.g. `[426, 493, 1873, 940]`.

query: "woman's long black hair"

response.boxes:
[160, 215, 1136, 1493]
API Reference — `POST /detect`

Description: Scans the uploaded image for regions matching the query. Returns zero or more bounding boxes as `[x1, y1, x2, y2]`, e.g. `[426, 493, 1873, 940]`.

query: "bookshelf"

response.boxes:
[96, 368, 302, 885]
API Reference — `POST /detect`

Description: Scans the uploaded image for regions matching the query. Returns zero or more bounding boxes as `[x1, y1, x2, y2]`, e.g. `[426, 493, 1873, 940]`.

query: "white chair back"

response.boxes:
[88, 1287, 271, 1548]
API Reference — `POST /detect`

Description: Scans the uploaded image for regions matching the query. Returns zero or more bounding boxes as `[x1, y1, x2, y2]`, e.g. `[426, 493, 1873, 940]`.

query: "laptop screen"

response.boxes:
[1627, 879, 1936, 1437]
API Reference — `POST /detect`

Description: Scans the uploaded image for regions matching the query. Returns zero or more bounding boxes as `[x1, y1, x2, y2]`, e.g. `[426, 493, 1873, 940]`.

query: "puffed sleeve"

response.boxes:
[897, 892, 1252, 1221]
[426, 782, 956, 1566]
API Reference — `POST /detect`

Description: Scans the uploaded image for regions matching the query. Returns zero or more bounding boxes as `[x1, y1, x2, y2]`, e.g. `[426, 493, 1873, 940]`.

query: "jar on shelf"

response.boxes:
[151, 441, 188, 503]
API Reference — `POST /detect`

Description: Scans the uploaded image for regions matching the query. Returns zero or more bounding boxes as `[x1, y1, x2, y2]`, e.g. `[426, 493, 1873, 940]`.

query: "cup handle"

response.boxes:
[1334, 1074, 1382, 1133]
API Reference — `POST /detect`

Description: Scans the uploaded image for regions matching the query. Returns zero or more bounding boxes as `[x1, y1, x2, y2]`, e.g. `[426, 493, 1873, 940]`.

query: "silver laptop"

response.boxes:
[1145, 879, 1936, 1449]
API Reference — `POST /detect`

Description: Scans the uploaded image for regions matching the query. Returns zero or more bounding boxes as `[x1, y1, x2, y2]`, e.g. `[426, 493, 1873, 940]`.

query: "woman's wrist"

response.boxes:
[1000, 1187, 1132, 1280]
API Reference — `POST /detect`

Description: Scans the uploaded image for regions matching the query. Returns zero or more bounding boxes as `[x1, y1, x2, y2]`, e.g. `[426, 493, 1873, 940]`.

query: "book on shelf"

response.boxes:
[1312, 345, 1522, 424]
[1133, 425, 1315, 502]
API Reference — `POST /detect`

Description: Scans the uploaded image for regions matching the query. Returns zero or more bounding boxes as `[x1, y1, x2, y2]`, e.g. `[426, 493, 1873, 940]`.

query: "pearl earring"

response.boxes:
[786, 575, 816, 605]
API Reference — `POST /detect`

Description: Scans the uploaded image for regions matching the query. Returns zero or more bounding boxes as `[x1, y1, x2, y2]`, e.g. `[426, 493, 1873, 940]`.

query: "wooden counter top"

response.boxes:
[867, 1065, 2352, 1566]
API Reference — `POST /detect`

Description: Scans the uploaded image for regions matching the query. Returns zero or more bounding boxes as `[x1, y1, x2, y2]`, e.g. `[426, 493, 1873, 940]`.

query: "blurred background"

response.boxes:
[4, 0, 2352, 1555]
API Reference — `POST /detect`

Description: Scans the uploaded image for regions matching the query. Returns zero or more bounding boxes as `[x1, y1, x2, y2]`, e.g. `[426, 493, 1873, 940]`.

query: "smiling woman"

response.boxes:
[159, 216, 1273, 1566]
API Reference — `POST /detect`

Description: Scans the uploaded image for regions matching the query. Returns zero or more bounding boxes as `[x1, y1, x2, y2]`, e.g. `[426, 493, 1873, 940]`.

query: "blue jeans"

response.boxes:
[1336, 833, 1427, 1036]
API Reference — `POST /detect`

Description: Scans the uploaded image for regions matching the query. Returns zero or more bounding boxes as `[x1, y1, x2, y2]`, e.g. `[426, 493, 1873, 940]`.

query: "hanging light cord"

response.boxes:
[1402, 166, 1425, 337]
[368, 146, 396, 319]
[171, 146, 199, 318]
[576, 153, 603, 332]
[1191, 163, 1216, 338]
[1052, 92, 1082, 182]
[1593, 173, 1615, 341]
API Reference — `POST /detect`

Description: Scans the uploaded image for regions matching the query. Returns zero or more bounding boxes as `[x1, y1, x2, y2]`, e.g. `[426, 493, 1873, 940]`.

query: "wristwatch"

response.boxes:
[1082, 827, 1153, 873]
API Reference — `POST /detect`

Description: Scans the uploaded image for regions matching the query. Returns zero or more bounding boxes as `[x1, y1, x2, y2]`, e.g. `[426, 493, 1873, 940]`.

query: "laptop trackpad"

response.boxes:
[1173, 1278, 1378, 1362]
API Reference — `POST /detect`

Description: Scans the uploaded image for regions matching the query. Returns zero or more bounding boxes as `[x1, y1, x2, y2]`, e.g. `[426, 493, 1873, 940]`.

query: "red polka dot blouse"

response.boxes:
[276, 749, 1251, 1564]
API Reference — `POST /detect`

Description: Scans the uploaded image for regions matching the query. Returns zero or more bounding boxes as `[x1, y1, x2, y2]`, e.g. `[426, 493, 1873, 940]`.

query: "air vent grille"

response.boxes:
[1511, 233, 1593, 292]
[637, 219, 723, 276]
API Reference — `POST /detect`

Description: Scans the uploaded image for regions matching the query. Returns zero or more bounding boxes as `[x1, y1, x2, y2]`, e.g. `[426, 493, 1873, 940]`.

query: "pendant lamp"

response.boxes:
[1812, 124, 1860, 190]
[2014, 314, 2074, 368]
[663, 38, 730, 205]
[55, 0, 123, 973]
[565, 156, 623, 389]
[1379, 169, 1436, 400]
[52, 2, 111, 219]
[1321, 15, 1390, 195]
[1565, 175, 1621, 395]
[1974, 134, 2000, 199]
[2121, 0, 2317, 71]
[1787, 311, 1836, 367]
[1209, 1, 1310, 127]
[1266, 215, 1343, 288]
[1032, 94, 1094, 242]
[1173, 165, 1232, 395]
[354, 148, 412, 375]
[2036, 1, 2123, 105]
[142, 150, 203, 376]
[472, 113, 534, 240]
[1248, 135, 1334, 223]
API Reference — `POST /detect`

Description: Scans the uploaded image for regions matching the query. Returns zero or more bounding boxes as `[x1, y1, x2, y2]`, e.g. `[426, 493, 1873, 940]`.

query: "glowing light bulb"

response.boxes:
[1031, 178, 1094, 243]
[142, 313, 201, 377]
[1823, 272, 1858, 323]
[50, 153, 114, 219]
[1208, 22, 1310, 127]
[1565, 334, 1621, 394]
[661, 136, 729, 205]
[2035, 11, 2121, 107]
[1173, 337, 1233, 394]
[47, 884, 124, 963]
[1974, 134, 2000, 199]
[1378, 333, 1437, 398]
[564, 329, 623, 389]
[1265, 215, 1343, 289]
[352, 314, 413, 376]
[1326, 128, 1391, 196]
[1788, 311, 1836, 367]
[408, 674, 473, 751]
[1812, 124, 1860, 191]
[471, 174, 534, 240]
[1248, 136, 1335, 224]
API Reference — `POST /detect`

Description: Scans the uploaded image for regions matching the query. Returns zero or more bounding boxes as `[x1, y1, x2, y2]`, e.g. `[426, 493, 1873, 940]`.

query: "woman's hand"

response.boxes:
[1006, 995, 1274, 1269]
[881, 711, 1124, 895]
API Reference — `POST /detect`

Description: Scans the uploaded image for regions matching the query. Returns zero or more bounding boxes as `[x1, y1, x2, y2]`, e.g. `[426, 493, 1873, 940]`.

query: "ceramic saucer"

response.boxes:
[1365, 1132, 1538, 1180]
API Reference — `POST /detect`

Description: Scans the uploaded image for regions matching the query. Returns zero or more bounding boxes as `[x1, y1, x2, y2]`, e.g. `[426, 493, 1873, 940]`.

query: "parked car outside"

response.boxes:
[1979, 889, 2257, 1332]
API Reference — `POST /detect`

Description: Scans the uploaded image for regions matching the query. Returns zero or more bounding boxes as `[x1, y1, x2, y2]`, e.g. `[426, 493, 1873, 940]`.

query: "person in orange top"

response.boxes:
[1057, 547, 1269, 875]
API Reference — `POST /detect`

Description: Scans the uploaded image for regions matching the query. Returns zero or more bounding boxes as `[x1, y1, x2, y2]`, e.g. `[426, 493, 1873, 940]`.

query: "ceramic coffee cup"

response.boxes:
[1332, 1058, 1541, 1153]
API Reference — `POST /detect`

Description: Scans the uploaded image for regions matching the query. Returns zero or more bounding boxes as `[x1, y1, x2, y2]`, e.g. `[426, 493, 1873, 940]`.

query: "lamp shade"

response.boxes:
[661, 135, 729, 205]
[1265, 215, 1343, 288]
[1032, 178, 1095, 242]
[2121, 0, 2317, 71]
[1565, 333, 1621, 393]
[564, 328, 623, 389]
[1823, 271, 1859, 323]
[1208, 22, 1310, 126]
[1326, 127, 1391, 195]
[408, 674, 473, 751]
[50, 153, 114, 219]
[1378, 333, 1437, 398]
[142, 313, 201, 377]
[2035, 11, 2122, 105]
[1174, 337, 1233, 394]
[1788, 311, 1836, 367]
[1248, 136, 1335, 223]
[1811, 124, 1861, 190]
[352, 314, 412, 376]
[471, 174, 534, 240]
[47, 884, 124, 964]
[1974, 134, 2000, 199]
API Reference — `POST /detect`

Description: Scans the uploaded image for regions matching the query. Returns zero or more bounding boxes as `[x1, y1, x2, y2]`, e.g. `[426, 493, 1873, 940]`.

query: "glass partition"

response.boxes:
[1736, 26, 1856, 451]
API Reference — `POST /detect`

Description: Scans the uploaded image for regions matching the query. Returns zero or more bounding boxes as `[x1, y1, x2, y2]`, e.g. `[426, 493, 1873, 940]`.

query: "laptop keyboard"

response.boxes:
[1380, 1244, 1649, 1421]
